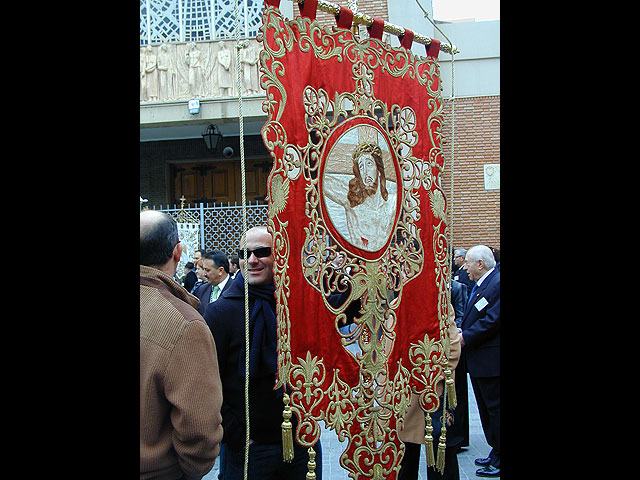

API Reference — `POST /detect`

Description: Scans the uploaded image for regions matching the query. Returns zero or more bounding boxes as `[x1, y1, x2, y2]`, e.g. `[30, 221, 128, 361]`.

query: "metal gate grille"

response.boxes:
[149, 201, 268, 257]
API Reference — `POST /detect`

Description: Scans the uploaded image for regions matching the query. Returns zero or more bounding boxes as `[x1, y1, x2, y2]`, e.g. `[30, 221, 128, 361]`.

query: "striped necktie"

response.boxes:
[210, 285, 220, 303]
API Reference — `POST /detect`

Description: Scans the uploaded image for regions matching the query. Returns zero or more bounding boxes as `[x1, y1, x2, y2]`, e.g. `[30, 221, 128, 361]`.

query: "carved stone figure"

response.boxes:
[140, 47, 146, 101]
[144, 46, 158, 101]
[185, 42, 203, 97]
[157, 43, 174, 100]
[217, 41, 232, 96]
[240, 43, 260, 95]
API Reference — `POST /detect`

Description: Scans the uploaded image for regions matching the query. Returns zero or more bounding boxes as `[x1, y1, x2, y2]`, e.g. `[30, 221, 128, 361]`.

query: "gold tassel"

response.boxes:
[445, 369, 457, 409]
[281, 393, 294, 462]
[424, 412, 435, 467]
[306, 447, 316, 480]
[436, 424, 447, 473]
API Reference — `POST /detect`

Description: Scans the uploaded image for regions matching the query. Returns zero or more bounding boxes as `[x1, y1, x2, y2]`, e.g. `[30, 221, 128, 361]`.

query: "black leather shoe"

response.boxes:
[474, 456, 492, 466]
[476, 465, 500, 477]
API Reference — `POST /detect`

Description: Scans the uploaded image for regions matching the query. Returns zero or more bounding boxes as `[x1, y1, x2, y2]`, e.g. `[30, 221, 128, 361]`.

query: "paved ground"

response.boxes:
[204, 374, 492, 479]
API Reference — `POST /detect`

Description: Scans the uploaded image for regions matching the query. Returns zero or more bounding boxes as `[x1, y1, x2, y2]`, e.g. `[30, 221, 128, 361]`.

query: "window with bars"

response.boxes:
[140, 0, 264, 46]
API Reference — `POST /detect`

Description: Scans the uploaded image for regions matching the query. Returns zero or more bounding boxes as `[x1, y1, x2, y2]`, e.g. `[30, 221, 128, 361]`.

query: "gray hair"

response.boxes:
[466, 245, 496, 269]
[454, 248, 467, 257]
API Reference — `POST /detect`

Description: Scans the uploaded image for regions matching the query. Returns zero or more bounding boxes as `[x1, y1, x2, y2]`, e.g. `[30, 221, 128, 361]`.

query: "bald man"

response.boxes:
[140, 210, 224, 479]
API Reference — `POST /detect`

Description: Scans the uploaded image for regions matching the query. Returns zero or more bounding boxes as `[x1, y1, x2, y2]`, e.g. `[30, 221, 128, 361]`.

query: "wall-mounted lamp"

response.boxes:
[202, 124, 223, 153]
[188, 98, 200, 114]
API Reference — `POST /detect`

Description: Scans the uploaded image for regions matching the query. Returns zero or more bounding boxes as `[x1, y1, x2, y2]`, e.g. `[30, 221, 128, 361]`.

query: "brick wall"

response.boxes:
[440, 95, 500, 250]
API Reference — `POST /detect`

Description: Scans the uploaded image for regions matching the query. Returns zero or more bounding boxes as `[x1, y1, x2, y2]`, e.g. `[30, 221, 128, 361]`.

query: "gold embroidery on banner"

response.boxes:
[268, 173, 289, 216]
[289, 351, 326, 447]
[260, 4, 449, 477]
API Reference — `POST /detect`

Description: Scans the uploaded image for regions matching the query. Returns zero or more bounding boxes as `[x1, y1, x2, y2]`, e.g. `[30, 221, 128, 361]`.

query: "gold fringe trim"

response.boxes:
[436, 424, 447, 473]
[281, 393, 294, 462]
[445, 369, 457, 409]
[306, 447, 317, 480]
[424, 412, 435, 467]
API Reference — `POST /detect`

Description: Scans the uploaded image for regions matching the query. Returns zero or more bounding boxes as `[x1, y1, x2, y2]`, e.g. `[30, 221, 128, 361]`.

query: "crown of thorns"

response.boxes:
[352, 143, 383, 163]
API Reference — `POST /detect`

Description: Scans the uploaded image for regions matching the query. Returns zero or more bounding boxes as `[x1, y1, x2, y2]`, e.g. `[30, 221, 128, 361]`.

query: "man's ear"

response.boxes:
[173, 242, 183, 263]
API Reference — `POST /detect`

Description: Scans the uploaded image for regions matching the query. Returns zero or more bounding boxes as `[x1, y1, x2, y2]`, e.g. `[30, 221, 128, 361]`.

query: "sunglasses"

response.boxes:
[237, 246, 272, 259]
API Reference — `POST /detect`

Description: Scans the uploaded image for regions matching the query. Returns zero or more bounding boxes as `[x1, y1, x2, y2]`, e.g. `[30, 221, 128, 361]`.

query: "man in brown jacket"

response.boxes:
[140, 210, 224, 480]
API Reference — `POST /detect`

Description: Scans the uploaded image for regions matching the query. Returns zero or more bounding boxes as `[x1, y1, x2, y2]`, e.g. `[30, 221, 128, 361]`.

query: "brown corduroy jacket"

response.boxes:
[140, 265, 224, 480]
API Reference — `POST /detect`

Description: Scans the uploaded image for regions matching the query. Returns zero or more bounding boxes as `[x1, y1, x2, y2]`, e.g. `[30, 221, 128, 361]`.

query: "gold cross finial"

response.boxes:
[180, 195, 186, 209]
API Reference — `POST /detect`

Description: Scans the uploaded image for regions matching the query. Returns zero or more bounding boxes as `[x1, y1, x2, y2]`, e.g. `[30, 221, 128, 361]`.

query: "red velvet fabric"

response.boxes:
[260, 3, 448, 478]
[299, 0, 318, 20]
[399, 28, 414, 49]
[335, 5, 353, 29]
[367, 17, 385, 39]
[427, 38, 441, 59]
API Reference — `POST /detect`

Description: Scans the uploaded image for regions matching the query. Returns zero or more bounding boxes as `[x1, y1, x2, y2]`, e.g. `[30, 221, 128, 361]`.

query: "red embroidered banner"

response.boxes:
[259, 3, 450, 478]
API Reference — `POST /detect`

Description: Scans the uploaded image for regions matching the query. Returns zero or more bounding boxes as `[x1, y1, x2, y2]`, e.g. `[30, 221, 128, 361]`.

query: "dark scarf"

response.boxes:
[228, 271, 277, 379]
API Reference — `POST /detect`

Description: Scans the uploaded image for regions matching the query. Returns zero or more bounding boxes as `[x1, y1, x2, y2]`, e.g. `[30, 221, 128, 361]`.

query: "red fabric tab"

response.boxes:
[264, 0, 280, 7]
[399, 28, 414, 50]
[367, 17, 385, 39]
[426, 38, 440, 59]
[299, 0, 318, 20]
[335, 5, 354, 29]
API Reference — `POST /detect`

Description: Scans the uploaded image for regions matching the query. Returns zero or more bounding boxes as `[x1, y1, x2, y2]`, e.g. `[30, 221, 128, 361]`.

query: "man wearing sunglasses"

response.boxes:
[204, 226, 323, 480]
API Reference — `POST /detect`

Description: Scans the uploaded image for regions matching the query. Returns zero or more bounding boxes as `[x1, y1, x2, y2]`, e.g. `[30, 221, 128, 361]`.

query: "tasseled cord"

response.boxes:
[306, 447, 317, 479]
[282, 393, 294, 462]
[445, 367, 457, 409]
[424, 412, 435, 466]
[436, 424, 447, 473]
[436, 381, 450, 473]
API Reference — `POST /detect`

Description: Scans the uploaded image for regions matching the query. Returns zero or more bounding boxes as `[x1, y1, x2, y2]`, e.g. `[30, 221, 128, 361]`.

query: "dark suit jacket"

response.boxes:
[453, 268, 474, 300]
[183, 270, 198, 294]
[193, 283, 212, 316]
[193, 277, 233, 316]
[461, 268, 500, 378]
[203, 274, 291, 451]
[451, 280, 467, 327]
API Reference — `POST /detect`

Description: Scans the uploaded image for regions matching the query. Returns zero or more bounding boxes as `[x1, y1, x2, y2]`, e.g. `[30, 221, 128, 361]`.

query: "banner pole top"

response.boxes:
[292, 0, 459, 54]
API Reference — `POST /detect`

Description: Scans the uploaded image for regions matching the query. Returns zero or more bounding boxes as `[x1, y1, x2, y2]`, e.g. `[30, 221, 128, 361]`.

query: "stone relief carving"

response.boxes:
[217, 41, 233, 97]
[142, 45, 158, 101]
[240, 42, 260, 95]
[139, 40, 263, 103]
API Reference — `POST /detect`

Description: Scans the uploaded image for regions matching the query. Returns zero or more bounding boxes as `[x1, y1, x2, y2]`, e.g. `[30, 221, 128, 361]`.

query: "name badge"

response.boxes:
[474, 297, 489, 311]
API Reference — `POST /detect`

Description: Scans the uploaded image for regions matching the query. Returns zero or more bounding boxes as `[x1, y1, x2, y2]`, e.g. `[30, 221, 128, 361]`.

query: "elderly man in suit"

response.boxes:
[461, 245, 500, 478]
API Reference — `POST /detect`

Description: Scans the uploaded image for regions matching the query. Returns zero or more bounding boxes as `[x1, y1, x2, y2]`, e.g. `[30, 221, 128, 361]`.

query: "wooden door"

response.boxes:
[172, 164, 203, 205]
[203, 162, 236, 204]
[241, 159, 272, 202]
[172, 159, 273, 205]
